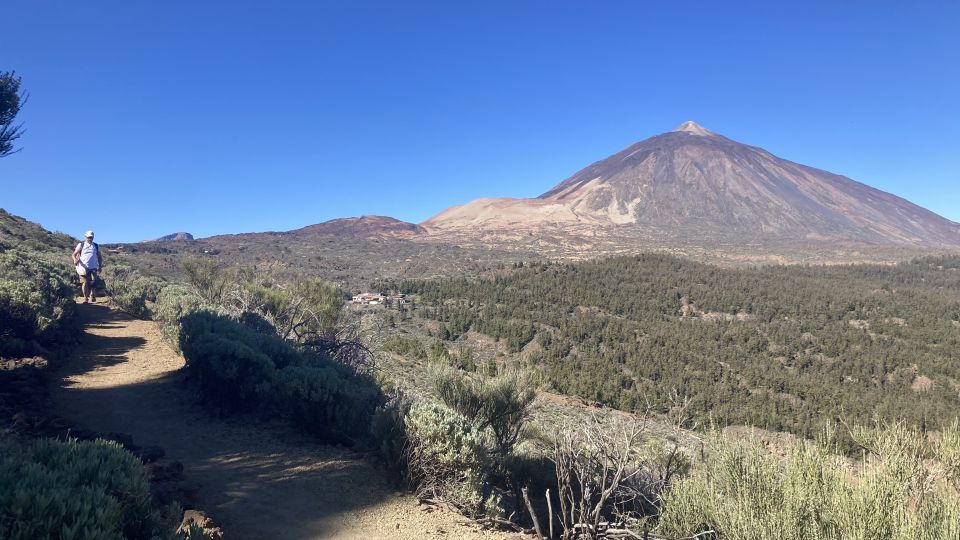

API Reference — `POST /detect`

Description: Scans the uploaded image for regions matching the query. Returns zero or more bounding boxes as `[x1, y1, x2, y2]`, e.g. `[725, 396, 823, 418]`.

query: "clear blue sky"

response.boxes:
[4, 1, 959, 242]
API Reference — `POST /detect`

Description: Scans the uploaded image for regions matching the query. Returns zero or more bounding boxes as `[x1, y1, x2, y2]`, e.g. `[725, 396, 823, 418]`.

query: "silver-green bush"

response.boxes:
[153, 284, 212, 347]
[0, 248, 78, 357]
[0, 435, 178, 539]
[100, 265, 165, 319]
[432, 365, 536, 457]
[656, 423, 960, 539]
[403, 401, 499, 516]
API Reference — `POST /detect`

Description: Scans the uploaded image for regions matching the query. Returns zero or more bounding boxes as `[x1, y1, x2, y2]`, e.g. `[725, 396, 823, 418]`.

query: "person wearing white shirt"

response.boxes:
[72, 230, 103, 304]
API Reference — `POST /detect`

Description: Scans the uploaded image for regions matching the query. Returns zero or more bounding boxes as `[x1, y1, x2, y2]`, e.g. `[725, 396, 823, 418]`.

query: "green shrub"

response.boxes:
[178, 311, 278, 410]
[382, 334, 427, 360]
[237, 277, 344, 343]
[370, 391, 414, 480]
[0, 434, 178, 540]
[432, 366, 536, 457]
[656, 423, 960, 539]
[371, 394, 508, 517]
[276, 364, 383, 445]
[181, 258, 232, 305]
[178, 311, 383, 443]
[0, 248, 78, 357]
[937, 419, 960, 492]
[452, 345, 477, 372]
[154, 285, 207, 324]
[153, 285, 211, 347]
[427, 340, 450, 364]
[100, 265, 165, 319]
[244, 326, 302, 370]
[404, 401, 496, 516]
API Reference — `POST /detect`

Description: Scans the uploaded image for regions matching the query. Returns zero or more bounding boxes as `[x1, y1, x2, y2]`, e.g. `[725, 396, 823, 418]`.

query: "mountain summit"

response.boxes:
[673, 120, 713, 136]
[424, 123, 960, 246]
[153, 232, 194, 242]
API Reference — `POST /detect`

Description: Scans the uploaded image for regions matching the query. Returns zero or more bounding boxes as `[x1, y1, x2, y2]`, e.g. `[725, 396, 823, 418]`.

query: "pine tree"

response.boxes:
[0, 71, 26, 158]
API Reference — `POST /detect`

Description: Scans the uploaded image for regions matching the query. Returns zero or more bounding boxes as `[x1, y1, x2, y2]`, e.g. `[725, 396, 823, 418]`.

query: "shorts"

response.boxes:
[79, 268, 98, 286]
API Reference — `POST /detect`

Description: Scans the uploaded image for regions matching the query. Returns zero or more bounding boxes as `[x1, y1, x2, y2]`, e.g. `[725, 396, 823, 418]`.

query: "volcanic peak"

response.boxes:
[673, 121, 713, 136]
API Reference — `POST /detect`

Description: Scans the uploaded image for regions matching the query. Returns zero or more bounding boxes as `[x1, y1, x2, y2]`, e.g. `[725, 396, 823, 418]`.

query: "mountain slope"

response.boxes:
[424, 122, 960, 246]
[153, 232, 194, 242]
[0, 208, 75, 252]
[292, 215, 425, 239]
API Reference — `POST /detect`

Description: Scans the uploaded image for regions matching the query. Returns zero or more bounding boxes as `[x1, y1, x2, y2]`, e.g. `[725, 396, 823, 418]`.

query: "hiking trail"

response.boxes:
[50, 299, 516, 540]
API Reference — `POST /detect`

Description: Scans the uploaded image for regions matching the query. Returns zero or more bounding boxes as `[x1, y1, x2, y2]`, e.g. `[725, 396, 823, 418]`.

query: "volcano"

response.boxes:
[424, 122, 960, 246]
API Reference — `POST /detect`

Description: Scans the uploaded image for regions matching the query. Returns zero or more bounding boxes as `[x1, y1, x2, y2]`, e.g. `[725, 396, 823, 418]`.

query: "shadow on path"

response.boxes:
[50, 301, 400, 539]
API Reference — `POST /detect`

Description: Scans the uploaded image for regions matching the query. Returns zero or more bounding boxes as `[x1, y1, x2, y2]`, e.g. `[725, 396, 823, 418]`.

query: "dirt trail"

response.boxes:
[50, 300, 516, 540]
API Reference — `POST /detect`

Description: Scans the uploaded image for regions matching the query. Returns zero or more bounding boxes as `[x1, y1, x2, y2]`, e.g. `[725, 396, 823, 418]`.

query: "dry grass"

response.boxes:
[656, 422, 960, 539]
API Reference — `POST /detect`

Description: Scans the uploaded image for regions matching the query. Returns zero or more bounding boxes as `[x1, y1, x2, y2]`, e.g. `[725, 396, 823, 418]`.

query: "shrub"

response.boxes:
[452, 345, 477, 372]
[178, 311, 278, 410]
[655, 423, 960, 539]
[178, 311, 383, 443]
[432, 366, 536, 457]
[937, 419, 960, 492]
[427, 340, 449, 364]
[0, 248, 78, 357]
[235, 277, 344, 343]
[370, 391, 414, 480]
[154, 285, 207, 324]
[0, 434, 178, 539]
[101, 265, 165, 319]
[153, 285, 211, 347]
[404, 401, 499, 516]
[382, 335, 427, 360]
[276, 363, 383, 445]
[181, 258, 231, 305]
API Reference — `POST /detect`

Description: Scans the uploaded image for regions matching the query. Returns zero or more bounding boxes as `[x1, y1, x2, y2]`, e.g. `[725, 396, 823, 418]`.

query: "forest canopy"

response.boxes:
[385, 254, 960, 436]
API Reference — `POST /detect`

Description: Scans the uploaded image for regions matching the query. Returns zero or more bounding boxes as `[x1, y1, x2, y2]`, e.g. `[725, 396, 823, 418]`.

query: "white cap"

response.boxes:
[85, 230, 95, 237]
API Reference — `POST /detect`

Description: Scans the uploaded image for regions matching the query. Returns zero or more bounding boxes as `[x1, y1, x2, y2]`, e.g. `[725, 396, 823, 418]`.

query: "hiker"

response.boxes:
[73, 230, 103, 304]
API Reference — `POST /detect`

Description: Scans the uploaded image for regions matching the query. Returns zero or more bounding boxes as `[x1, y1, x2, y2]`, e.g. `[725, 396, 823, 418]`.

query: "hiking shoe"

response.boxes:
[82, 298, 89, 304]
[90, 296, 97, 303]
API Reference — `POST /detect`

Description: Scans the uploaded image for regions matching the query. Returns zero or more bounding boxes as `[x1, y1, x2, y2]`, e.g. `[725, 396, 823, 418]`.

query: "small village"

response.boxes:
[348, 292, 409, 306]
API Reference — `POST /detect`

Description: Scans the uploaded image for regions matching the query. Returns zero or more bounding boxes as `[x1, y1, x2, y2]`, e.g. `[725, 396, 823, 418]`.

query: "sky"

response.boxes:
[3, 1, 959, 242]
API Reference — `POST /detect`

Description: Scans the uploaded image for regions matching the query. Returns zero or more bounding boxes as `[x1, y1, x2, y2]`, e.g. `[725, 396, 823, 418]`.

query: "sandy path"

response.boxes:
[50, 300, 517, 540]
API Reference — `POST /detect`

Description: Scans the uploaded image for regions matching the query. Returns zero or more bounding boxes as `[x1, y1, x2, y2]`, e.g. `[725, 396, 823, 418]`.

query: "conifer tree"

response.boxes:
[0, 71, 26, 157]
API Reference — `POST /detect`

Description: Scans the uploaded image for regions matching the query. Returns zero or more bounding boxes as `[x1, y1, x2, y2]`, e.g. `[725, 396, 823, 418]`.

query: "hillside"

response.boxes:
[0, 208, 75, 252]
[383, 253, 960, 436]
[424, 122, 960, 248]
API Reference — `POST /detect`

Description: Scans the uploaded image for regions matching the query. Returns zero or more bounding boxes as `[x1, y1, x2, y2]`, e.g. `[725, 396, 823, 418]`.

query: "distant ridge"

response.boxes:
[152, 232, 194, 242]
[424, 121, 960, 247]
[292, 216, 425, 239]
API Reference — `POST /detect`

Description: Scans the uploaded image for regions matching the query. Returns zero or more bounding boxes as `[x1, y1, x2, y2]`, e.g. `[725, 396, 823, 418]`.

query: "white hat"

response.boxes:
[85, 230, 95, 237]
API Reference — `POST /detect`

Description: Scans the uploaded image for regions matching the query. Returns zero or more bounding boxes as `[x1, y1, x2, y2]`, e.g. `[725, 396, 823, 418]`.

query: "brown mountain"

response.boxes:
[292, 215, 425, 239]
[153, 232, 194, 242]
[424, 122, 960, 247]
